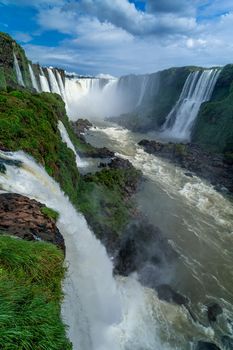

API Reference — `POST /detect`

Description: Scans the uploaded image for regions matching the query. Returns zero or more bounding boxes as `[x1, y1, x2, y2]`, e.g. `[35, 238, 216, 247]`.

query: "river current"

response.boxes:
[85, 121, 233, 348]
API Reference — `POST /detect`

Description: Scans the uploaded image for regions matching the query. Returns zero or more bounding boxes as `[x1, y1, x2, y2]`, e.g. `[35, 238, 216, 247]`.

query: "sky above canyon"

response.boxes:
[0, 0, 233, 76]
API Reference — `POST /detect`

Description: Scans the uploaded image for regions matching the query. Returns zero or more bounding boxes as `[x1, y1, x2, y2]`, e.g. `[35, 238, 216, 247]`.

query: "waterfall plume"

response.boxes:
[161, 69, 221, 140]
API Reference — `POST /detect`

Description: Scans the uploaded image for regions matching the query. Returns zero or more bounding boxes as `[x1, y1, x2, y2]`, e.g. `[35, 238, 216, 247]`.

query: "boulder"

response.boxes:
[0, 193, 64, 251]
[196, 341, 220, 350]
[207, 303, 223, 322]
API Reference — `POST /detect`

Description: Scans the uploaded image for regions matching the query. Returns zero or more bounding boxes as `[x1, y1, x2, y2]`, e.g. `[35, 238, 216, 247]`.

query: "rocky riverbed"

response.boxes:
[139, 140, 233, 194]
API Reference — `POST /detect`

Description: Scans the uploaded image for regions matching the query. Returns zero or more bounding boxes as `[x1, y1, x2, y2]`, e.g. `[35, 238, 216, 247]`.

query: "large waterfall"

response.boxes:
[161, 69, 221, 140]
[28, 63, 40, 92]
[0, 150, 174, 350]
[58, 120, 87, 168]
[39, 67, 50, 92]
[13, 53, 25, 87]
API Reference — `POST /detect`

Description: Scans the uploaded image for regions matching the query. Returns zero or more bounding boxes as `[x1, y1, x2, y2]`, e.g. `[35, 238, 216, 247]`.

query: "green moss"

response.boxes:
[77, 167, 141, 238]
[0, 67, 6, 91]
[0, 90, 80, 208]
[0, 235, 71, 350]
[41, 207, 59, 222]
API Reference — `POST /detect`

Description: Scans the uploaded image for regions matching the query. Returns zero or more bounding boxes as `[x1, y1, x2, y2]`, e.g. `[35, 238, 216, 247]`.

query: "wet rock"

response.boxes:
[156, 284, 189, 306]
[71, 119, 93, 139]
[0, 157, 22, 174]
[196, 341, 220, 350]
[108, 157, 133, 170]
[85, 146, 114, 159]
[184, 172, 193, 178]
[221, 335, 233, 349]
[0, 193, 64, 252]
[207, 303, 223, 322]
[139, 140, 233, 194]
[114, 220, 178, 282]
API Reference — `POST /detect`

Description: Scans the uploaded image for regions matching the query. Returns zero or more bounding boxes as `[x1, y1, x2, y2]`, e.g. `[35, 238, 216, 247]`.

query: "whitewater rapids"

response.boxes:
[0, 150, 209, 350]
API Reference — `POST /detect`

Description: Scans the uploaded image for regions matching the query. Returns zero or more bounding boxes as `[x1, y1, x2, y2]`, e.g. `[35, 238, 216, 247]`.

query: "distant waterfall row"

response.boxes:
[161, 69, 221, 140]
[13, 55, 221, 140]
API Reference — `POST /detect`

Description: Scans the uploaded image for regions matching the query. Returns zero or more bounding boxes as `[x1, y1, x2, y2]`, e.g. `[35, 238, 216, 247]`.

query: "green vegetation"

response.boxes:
[0, 32, 32, 90]
[192, 65, 233, 154]
[0, 235, 71, 350]
[41, 206, 59, 222]
[77, 166, 141, 239]
[0, 89, 81, 207]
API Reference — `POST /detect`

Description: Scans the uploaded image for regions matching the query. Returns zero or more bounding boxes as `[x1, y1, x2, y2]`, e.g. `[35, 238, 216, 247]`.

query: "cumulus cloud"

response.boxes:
[2, 0, 233, 75]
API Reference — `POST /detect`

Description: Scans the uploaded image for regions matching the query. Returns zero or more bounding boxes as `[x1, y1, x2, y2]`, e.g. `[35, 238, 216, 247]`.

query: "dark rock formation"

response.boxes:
[221, 335, 233, 349]
[196, 341, 220, 350]
[0, 156, 22, 174]
[207, 303, 223, 322]
[71, 119, 93, 139]
[71, 119, 115, 158]
[139, 140, 233, 193]
[114, 220, 177, 282]
[83, 146, 114, 159]
[0, 193, 64, 251]
[156, 284, 189, 306]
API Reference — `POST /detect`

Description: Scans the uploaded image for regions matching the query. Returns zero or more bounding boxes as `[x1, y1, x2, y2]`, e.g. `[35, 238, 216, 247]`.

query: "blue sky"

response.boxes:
[0, 0, 233, 76]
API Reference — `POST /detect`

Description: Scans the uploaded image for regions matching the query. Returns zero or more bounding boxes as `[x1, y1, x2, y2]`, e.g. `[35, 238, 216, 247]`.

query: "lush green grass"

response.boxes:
[0, 235, 71, 350]
[41, 206, 59, 222]
[0, 89, 80, 207]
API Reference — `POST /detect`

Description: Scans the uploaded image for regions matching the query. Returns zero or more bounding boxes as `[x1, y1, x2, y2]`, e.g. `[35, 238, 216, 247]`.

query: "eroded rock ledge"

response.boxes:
[0, 193, 64, 251]
[139, 140, 233, 194]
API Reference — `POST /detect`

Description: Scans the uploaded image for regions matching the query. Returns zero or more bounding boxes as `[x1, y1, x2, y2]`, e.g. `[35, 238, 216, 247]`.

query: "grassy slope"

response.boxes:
[0, 89, 81, 207]
[0, 235, 71, 350]
[0, 89, 141, 239]
[192, 65, 233, 155]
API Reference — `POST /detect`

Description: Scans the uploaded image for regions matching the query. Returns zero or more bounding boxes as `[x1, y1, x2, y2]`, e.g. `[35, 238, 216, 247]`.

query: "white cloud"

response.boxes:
[2, 0, 231, 76]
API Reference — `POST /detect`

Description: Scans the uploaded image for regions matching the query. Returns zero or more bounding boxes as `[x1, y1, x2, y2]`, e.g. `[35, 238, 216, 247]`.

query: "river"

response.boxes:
[84, 120, 233, 348]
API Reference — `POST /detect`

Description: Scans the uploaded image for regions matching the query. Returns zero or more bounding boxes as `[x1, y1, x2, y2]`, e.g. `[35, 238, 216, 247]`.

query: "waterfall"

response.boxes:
[47, 68, 62, 95]
[13, 52, 25, 87]
[28, 64, 40, 92]
[39, 68, 51, 92]
[161, 69, 221, 140]
[56, 70, 67, 102]
[0, 150, 170, 350]
[58, 121, 87, 168]
[137, 75, 150, 106]
[63, 75, 154, 120]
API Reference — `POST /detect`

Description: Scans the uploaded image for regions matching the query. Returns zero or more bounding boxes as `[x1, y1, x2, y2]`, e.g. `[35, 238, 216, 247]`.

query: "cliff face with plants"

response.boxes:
[111, 66, 193, 131]
[0, 32, 143, 349]
[192, 64, 233, 156]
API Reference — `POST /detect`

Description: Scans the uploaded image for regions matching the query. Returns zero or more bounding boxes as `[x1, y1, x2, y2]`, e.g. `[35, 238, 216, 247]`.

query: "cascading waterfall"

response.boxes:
[63, 74, 159, 120]
[39, 68, 51, 92]
[58, 120, 87, 167]
[56, 70, 67, 102]
[28, 63, 40, 92]
[0, 150, 176, 350]
[47, 67, 62, 95]
[13, 52, 25, 87]
[161, 69, 221, 140]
